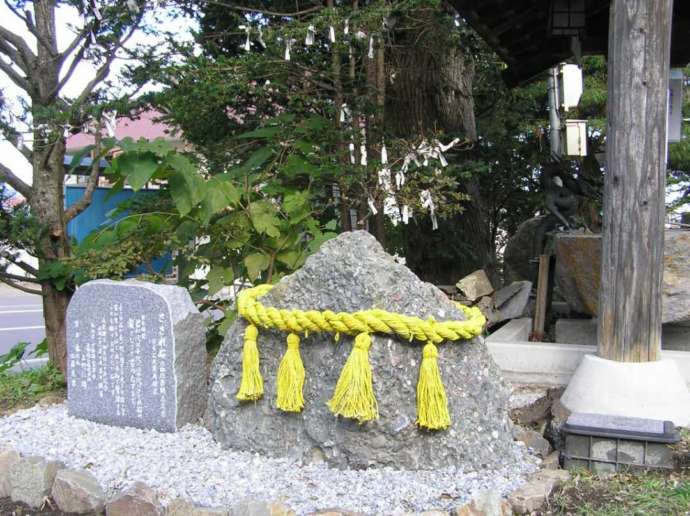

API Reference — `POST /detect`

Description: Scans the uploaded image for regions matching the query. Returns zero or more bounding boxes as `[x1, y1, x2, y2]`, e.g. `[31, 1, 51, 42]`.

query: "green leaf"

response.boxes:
[324, 219, 338, 231]
[175, 220, 199, 242]
[244, 146, 274, 172]
[200, 176, 241, 222]
[282, 154, 316, 177]
[282, 191, 309, 215]
[217, 309, 237, 336]
[114, 153, 159, 191]
[249, 201, 281, 238]
[207, 265, 233, 295]
[67, 145, 96, 175]
[168, 158, 206, 216]
[276, 250, 304, 270]
[244, 252, 270, 281]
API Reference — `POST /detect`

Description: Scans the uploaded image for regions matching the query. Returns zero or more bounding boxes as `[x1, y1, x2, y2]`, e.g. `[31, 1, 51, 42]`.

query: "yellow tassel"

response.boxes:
[327, 333, 378, 423]
[236, 324, 264, 401]
[275, 333, 305, 412]
[416, 342, 451, 430]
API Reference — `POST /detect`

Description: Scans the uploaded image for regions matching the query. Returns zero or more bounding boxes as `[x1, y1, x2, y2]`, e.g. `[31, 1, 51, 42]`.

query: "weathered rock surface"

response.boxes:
[9, 456, 63, 508]
[456, 270, 494, 301]
[0, 447, 20, 498]
[507, 469, 570, 515]
[513, 426, 552, 458]
[503, 216, 556, 283]
[555, 231, 690, 323]
[106, 481, 162, 516]
[228, 500, 294, 516]
[51, 468, 105, 514]
[493, 281, 532, 321]
[207, 231, 519, 470]
[452, 490, 511, 516]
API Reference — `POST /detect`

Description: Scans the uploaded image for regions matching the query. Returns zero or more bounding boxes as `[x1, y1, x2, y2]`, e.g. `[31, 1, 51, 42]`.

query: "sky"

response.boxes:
[0, 2, 196, 187]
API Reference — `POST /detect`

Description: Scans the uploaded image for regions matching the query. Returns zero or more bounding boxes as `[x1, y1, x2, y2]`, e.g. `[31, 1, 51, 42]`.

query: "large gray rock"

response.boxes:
[51, 468, 106, 514]
[0, 447, 20, 497]
[106, 481, 162, 516]
[67, 279, 207, 432]
[207, 231, 518, 470]
[554, 230, 690, 323]
[9, 456, 64, 508]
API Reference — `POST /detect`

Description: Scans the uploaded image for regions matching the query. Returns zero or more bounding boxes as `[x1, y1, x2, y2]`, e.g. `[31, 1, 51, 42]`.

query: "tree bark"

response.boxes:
[597, 0, 673, 362]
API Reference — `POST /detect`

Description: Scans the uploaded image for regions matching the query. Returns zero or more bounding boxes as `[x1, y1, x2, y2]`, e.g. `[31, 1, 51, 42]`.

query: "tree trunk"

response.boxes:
[597, 0, 673, 362]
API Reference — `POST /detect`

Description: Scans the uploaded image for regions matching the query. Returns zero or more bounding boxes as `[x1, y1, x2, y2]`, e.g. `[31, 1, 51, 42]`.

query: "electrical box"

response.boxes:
[562, 413, 679, 474]
[669, 69, 684, 143]
[563, 119, 587, 156]
[558, 64, 583, 112]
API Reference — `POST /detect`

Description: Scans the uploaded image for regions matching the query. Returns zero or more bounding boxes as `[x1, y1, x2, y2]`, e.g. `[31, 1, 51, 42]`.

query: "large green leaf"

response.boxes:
[115, 153, 159, 191]
[206, 265, 234, 295]
[200, 177, 240, 224]
[168, 157, 206, 216]
[233, 126, 282, 139]
[249, 201, 281, 238]
[244, 146, 274, 172]
[244, 252, 270, 281]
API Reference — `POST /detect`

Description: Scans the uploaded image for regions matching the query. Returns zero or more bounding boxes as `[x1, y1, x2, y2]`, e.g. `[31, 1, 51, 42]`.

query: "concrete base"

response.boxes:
[560, 354, 690, 427]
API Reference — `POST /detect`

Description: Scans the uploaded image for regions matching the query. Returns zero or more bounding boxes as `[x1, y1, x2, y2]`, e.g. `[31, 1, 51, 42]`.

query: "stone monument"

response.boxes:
[67, 280, 207, 432]
[207, 231, 522, 470]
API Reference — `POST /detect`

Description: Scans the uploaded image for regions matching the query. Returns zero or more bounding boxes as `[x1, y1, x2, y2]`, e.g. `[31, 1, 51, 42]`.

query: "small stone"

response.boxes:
[507, 469, 570, 515]
[9, 456, 64, 508]
[0, 448, 20, 498]
[492, 281, 532, 321]
[456, 270, 494, 301]
[52, 468, 106, 514]
[166, 497, 229, 515]
[513, 425, 552, 458]
[541, 451, 561, 470]
[308, 510, 365, 516]
[106, 481, 162, 516]
[38, 394, 65, 407]
[452, 489, 511, 516]
[228, 500, 294, 516]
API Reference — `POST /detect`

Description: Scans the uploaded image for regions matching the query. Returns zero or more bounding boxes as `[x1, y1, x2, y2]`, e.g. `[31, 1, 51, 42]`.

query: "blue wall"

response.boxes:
[65, 186, 172, 275]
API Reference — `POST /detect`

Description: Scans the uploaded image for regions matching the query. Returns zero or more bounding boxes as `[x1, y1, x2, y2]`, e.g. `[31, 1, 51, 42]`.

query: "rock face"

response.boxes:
[9, 456, 63, 508]
[555, 231, 690, 323]
[207, 231, 518, 470]
[106, 481, 162, 516]
[0, 447, 20, 498]
[503, 216, 556, 283]
[67, 279, 207, 432]
[51, 469, 106, 514]
[456, 270, 494, 301]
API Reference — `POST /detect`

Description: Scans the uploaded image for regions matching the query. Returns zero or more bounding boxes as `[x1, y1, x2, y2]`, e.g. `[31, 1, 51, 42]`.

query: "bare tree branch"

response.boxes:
[0, 124, 32, 161]
[0, 161, 32, 199]
[3, 0, 55, 56]
[0, 252, 39, 276]
[0, 25, 36, 72]
[70, 13, 143, 105]
[204, 0, 323, 18]
[0, 50, 31, 91]
[65, 127, 102, 222]
[0, 276, 42, 295]
[0, 270, 39, 284]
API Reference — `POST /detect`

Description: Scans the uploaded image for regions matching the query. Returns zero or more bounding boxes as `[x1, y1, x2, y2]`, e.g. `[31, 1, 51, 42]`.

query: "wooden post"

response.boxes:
[530, 255, 551, 342]
[598, 0, 673, 362]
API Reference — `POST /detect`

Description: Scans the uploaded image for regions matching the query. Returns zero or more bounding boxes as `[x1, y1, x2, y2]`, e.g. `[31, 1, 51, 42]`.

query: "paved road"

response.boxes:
[0, 285, 45, 357]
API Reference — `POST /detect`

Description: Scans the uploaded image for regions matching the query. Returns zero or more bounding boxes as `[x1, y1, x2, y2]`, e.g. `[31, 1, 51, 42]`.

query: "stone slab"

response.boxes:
[52, 468, 106, 514]
[456, 269, 494, 302]
[10, 456, 64, 508]
[67, 280, 207, 432]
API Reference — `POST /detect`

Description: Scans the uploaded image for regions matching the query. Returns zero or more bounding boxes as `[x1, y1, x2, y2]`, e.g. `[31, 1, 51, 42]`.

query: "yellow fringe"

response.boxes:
[327, 333, 378, 423]
[275, 333, 305, 412]
[236, 324, 264, 401]
[416, 342, 451, 430]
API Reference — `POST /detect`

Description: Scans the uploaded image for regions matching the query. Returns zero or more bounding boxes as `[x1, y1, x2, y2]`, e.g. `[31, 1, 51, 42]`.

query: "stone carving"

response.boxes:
[67, 280, 207, 432]
[207, 231, 522, 470]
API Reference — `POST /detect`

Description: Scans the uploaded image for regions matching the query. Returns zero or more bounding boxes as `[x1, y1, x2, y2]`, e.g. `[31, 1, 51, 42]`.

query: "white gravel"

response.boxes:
[0, 404, 539, 514]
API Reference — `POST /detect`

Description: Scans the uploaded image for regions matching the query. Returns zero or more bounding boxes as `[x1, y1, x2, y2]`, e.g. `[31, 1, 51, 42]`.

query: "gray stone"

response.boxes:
[228, 500, 294, 516]
[493, 281, 532, 321]
[541, 451, 561, 470]
[452, 490, 511, 516]
[503, 215, 554, 283]
[554, 230, 690, 323]
[456, 269, 494, 301]
[166, 498, 229, 515]
[67, 279, 207, 432]
[207, 231, 519, 470]
[507, 469, 569, 515]
[308, 510, 365, 516]
[512, 425, 552, 458]
[0, 447, 20, 498]
[9, 456, 64, 508]
[51, 468, 106, 514]
[106, 481, 162, 516]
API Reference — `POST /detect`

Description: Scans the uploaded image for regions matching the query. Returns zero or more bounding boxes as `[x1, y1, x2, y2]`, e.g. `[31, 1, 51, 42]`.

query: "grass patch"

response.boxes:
[0, 364, 66, 414]
[548, 470, 690, 515]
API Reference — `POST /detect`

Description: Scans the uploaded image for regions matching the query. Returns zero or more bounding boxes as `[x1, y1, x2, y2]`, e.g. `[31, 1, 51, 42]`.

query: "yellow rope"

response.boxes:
[235, 284, 486, 430]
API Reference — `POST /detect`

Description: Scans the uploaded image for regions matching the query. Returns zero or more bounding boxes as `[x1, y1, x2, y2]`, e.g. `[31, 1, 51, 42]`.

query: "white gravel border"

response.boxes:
[0, 404, 539, 514]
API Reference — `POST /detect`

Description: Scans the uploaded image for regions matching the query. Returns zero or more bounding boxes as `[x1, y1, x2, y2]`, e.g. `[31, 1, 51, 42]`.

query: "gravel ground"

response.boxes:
[0, 404, 539, 514]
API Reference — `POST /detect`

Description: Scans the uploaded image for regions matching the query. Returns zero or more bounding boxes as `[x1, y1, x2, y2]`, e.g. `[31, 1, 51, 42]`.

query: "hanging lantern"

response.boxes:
[548, 0, 586, 37]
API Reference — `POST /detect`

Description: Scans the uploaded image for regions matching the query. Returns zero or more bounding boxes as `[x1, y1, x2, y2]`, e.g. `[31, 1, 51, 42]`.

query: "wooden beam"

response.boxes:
[597, 0, 673, 362]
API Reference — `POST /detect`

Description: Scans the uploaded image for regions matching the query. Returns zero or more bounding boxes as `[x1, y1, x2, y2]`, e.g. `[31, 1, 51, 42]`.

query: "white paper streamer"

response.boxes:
[239, 26, 251, 52]
[355, 30, 366, 40]
[329, 25, 336, 43]
[344, 19, 349, 35]
[381, 144, 388, 164]
[368, 195, 378, 215]
[91, 1, 102, 20]
[360, 126, 367, 166]
[103, 110, 118, 138]
[258, 27, 266, 48]
[368, 36, 374, 59]
[284, 39, 292, 61]
[126, 0, 139, 13]
[306, 25, 315, 46]
[348, 142, 356, 164]
[402, 205, 410, 224]
[420, 189, 438, 230]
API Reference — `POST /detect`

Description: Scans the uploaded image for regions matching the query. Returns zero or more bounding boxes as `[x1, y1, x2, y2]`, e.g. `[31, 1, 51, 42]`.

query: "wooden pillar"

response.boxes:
[598, 0, 673, 362]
